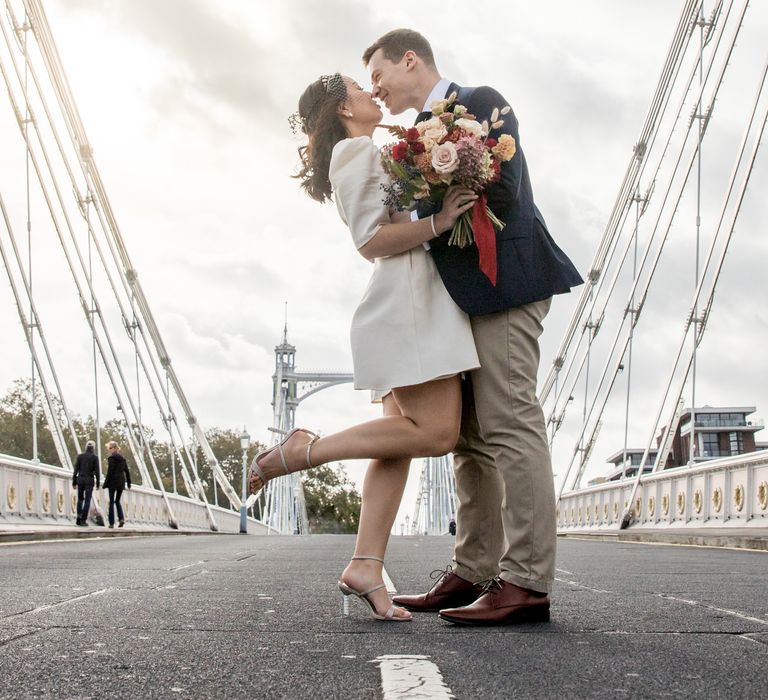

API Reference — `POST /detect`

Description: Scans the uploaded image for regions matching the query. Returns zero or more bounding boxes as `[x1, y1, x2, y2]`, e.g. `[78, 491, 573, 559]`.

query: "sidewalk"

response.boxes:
[0, 522, 217, 544]
[5, 522, 767, 549]
[558, 526, 768, 551]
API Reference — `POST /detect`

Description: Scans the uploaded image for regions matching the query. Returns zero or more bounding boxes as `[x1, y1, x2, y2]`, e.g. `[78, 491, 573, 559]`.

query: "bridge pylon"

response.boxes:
[410, 455, 457, 536]
[256, 324, 353, 534]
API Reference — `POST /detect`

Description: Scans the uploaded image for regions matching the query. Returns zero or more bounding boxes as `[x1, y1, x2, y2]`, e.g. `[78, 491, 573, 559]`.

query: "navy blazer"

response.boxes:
[418, 83, 583, 316]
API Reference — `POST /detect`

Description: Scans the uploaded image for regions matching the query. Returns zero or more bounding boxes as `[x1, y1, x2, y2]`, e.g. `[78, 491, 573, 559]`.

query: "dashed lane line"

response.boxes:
[655, 593, 768, 626]
[373, 655, 455, 699]
[5, 588, 108, 618]
[554, 576, 612, 594]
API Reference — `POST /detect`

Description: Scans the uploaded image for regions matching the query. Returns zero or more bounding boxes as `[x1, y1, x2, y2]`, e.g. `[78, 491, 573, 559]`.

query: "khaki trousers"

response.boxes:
[452, 298, 556, 593]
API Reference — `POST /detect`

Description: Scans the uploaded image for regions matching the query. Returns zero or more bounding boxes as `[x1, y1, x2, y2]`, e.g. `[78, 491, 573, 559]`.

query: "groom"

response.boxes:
[363, 29, 583, 625]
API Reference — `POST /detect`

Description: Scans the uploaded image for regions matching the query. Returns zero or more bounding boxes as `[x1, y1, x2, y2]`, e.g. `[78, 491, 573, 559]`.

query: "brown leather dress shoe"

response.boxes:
[439, 577, 550, 626]
[392, 566, 484, 612]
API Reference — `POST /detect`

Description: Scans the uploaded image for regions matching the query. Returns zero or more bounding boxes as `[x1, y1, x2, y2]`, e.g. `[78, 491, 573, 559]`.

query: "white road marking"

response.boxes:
[382, 566, 396, 593]
[554, 575, 767, 628]
[655, 593, 768, 626]
[169, 560, 205, 571]
[555, 576, 611, 594]
[373, 655, 455, 699]
[11, 588, 108, 617]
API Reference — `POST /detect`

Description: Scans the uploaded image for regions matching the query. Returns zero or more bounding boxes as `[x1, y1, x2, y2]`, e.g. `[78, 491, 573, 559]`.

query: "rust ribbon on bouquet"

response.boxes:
[472, 193, 498, 286]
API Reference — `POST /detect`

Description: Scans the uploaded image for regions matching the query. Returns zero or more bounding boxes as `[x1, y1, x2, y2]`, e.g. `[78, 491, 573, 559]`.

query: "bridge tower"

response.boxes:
[255, 322, 353, 534]
[410, 455, 457, 536]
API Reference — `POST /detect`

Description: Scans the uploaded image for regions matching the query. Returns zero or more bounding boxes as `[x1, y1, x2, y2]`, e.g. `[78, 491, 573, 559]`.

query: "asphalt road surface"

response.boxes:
[0, 533, 766, 699]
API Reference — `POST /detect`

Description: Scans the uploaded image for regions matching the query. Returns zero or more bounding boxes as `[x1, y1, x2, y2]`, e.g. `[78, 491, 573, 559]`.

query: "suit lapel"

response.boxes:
[446, 82, 461, 100]
[414, 83, 461, 124]
[415, 82, 464, 124]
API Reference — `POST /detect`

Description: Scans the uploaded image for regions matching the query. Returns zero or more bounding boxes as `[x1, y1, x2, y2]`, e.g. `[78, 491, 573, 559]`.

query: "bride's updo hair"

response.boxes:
[291, 74, 348, 203]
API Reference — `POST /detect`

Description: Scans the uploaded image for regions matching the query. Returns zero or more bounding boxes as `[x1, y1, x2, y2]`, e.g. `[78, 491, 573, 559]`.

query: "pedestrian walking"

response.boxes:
[72, 440, 100, 526]
[103, 441, 132, 528]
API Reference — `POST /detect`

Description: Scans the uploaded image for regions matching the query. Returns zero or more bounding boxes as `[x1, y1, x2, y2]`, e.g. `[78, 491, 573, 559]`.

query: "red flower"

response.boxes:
[411, 141, 426, 155]
[405, 127, 420, 142]
[485, 138, 498, 148]
[442, 130, 462, 143]
[392, 141, 409, 161]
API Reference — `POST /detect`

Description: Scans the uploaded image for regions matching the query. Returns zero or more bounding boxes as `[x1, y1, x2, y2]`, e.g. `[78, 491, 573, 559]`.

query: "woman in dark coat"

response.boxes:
[103, 441, 132, 528]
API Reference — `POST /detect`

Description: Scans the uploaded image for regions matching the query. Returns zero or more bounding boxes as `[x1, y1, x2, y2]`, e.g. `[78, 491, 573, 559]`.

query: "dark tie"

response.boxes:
[415, 110, 432, 124]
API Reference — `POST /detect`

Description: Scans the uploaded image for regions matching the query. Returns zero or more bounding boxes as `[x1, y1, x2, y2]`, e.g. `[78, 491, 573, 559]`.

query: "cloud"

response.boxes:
[117, 0, 280, 120]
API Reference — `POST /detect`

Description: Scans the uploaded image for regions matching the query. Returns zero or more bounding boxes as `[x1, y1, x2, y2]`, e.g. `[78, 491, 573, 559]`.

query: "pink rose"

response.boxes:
[431, 142, 459, 175]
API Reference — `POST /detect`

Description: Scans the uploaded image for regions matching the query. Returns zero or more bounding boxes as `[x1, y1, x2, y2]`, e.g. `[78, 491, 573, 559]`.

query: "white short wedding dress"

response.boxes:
[329, 136, 479, 396]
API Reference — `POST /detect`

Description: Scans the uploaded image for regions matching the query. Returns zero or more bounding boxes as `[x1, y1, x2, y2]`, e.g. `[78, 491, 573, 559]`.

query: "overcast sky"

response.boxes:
[1, 1, 765, 529]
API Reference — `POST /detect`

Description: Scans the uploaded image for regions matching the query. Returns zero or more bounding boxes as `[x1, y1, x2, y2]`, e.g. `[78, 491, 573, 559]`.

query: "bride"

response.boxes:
[250, 73, 478, 622]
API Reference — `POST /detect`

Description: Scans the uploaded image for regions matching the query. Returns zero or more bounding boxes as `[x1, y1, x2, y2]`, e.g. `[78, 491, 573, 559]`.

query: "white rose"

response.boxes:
[416, 117, 448, 148]
[430, 98, 450, 115]
[431, 142, 459, 175]
[454, 118, 484, 137]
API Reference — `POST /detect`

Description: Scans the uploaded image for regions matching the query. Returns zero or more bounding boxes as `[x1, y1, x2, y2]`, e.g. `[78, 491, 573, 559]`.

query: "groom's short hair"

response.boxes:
[362, 29, 436, 68]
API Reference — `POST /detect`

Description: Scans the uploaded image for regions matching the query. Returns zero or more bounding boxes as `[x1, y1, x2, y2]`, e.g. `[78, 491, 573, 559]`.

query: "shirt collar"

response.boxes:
[422, 78, 451, 112]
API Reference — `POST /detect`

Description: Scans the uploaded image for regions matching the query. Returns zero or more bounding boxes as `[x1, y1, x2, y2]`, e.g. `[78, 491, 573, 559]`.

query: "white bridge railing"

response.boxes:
[557, 451, 768, 531]
[0, 454, 270, 534]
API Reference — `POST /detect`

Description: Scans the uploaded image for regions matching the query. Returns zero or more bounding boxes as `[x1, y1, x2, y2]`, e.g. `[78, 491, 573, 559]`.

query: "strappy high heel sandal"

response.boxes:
[248, 427, 320, 494]
[338, 556, 412, 622]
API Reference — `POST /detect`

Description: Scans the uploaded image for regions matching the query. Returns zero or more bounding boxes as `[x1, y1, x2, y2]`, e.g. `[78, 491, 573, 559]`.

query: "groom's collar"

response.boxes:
[420, 78, 452, 112]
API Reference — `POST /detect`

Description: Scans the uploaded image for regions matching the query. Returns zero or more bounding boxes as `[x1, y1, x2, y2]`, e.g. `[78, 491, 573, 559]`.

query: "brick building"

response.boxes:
[594, 406, 764, 483]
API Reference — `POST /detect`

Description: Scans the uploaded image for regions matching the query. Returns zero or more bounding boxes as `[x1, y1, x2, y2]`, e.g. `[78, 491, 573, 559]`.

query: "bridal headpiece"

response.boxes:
[289, 73, 348, 135]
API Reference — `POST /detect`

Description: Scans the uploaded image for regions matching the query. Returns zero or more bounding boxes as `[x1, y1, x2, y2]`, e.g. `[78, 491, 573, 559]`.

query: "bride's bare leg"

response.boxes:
[315, 377, 461, 462]
[341, 393, 411, 618]
[252, 377, 462, 486]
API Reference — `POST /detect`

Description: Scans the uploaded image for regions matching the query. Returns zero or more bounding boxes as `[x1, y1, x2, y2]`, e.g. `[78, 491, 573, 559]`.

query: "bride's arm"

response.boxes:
[389, 210, 412, 224]
[358, 187, 477, 261]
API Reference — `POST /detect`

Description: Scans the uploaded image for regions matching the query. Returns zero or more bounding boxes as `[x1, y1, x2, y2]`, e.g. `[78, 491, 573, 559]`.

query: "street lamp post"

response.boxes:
[239, 428, 250, 534]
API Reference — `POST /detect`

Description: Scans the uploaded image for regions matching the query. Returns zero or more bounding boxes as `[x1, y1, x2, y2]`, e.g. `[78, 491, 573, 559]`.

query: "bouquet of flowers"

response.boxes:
[380, 92, 516, 285]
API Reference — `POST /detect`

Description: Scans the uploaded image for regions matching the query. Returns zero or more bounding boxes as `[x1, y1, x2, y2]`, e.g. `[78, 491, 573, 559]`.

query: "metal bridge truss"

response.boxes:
[410, 455, 457, 536]
[248, 326, 354, 534]
[540, 0, 767, 528]
[0, 0, 252, 530]
[2, 1, 765, 536]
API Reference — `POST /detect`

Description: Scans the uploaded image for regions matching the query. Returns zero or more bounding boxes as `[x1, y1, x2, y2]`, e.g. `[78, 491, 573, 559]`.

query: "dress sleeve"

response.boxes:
[330, 137, 390, 250]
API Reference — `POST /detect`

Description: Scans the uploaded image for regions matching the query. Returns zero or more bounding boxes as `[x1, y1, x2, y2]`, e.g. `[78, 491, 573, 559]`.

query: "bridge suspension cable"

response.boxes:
[619, 51, 768, 526]
[540, 0, 767, 504]
[0, 0, 256, 529]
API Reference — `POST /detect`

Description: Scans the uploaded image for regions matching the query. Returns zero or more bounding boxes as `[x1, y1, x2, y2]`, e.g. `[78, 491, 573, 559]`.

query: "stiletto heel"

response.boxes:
[248, 427, 320, 494]
[337, 555, 412, 622]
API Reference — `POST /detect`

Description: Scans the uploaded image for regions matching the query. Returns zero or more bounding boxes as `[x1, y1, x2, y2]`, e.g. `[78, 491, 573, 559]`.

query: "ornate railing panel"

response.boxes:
[557, 451, 768, 530]
[0, 454, 270, 533]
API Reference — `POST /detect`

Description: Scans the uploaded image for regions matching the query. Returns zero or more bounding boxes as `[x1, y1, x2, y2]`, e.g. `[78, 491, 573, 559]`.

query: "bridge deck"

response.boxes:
[1, 534, 766, 698]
